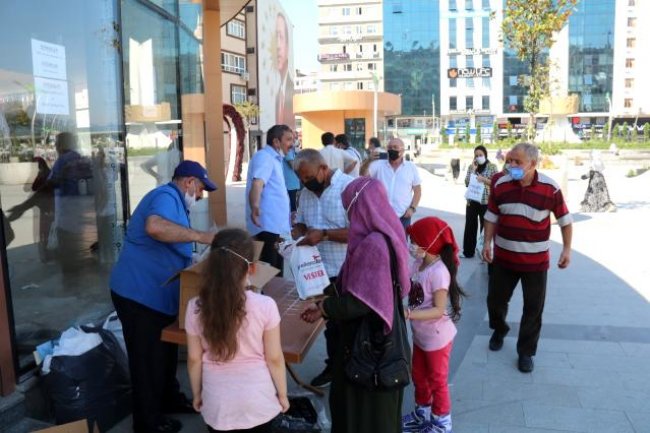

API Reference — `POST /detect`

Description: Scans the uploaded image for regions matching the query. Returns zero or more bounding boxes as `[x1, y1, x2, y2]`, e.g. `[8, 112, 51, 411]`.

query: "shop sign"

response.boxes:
[447, 67, 492, 78]
[448, 48, 497, 56]
[318, 53, 350, 61]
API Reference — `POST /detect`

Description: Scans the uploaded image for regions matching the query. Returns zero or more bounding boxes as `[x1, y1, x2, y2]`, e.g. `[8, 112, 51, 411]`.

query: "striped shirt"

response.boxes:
[484, 171, 572, 272]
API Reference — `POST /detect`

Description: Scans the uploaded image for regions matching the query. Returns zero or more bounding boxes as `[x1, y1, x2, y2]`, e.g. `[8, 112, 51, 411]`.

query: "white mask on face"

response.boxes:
[184, 183, 198, 210]
[409, 243, 426, 259]
[476, 156, 486, 165]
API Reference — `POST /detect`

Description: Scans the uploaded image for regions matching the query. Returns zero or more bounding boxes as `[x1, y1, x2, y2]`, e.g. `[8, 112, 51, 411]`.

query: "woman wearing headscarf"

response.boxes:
[301, 177, 411, 433]
[461, 145, 497, 258]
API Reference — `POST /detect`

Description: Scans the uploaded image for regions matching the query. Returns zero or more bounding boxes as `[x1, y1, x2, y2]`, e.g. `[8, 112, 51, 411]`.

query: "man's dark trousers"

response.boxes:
[255, 231, 283, 276]
[324, 277, 341, 368]
[111, 291, 181, 430]
[487, 264, 547, 356]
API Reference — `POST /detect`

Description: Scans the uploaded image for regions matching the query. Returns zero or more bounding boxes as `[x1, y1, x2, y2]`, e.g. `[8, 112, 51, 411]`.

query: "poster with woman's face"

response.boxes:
[258, 0, 294, 131]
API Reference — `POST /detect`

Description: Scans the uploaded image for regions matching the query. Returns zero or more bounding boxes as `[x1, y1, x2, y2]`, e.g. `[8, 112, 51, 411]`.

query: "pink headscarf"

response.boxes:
[339, 177, 411, 331]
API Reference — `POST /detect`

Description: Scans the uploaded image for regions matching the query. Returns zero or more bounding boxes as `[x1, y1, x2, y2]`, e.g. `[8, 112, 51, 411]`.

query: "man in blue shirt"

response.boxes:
[110, 160, 217, 433]
[246, 124, 293, 272]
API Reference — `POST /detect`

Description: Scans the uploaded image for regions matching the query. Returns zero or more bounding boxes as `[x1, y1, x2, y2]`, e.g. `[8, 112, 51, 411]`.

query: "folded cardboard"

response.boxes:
[34, 420, 99, 433]
[177, 241, 280, 329]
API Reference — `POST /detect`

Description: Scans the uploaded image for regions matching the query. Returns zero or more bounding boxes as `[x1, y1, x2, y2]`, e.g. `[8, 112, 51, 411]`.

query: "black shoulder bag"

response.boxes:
[344, 236, 412, 390]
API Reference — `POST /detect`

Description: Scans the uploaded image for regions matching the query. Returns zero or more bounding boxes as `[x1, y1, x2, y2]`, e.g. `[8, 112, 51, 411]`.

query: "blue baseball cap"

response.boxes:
[173, 160, 218, 192]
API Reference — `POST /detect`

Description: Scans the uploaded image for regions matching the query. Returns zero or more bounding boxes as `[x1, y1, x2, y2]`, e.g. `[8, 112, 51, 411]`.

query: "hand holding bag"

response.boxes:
[344, 236, 411, 390]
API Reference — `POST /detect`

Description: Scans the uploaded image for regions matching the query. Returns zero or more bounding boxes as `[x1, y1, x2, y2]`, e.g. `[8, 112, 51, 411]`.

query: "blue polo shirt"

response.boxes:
[282, 147, 301, 191]
[246, 145, 291, 235]
[110, 182, 192, 315]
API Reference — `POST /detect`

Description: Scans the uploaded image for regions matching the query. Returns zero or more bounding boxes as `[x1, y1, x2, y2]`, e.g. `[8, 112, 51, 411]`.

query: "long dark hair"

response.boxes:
[198, 228, 254, 361]
[439, 244, 467, 322]
[474, 145, 489, 173]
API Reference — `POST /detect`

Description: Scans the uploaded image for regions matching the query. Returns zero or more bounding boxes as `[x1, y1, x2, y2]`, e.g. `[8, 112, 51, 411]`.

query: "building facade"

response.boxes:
[317, 0, 384, 93]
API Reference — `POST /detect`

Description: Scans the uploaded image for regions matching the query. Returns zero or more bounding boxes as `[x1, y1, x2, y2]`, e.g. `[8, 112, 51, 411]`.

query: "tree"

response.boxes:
[464, 124, 471, 143]
[644, 123, 650, 142]
[476, 124, 482, 144]
[493, 123, 499, 143]
[602, 121, 609, 141]
[234, 100, 261, 157]
[506, 122, 513, 139]
[502, 0, 578, 141]
[622, 121, 629, 142]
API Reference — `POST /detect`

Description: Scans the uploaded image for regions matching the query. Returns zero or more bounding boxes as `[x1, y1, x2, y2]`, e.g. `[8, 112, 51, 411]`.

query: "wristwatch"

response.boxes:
[322, 229, 329, 240]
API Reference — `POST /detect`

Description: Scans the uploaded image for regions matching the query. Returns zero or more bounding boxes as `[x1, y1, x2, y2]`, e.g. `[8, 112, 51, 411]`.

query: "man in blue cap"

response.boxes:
[110, 160, 217, 433]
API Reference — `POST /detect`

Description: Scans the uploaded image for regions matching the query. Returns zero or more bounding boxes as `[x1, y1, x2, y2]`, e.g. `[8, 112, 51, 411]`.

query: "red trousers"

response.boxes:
[412, 342, 452, 416]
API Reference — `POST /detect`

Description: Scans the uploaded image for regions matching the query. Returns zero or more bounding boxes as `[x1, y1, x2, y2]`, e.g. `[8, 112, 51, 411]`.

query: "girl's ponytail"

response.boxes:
[439, 244, 467, 322]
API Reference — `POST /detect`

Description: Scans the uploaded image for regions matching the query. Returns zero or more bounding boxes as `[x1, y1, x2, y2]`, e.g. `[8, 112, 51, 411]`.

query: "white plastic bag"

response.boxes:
[464, 173, 485, 202]
[288, 242, 330, 300]
[42, 327, 103, 374]
[103, 312, 127, 356]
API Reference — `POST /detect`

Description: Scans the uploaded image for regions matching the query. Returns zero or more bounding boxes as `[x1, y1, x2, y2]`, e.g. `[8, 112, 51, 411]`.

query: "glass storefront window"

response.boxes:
[0, 0, 125, 370]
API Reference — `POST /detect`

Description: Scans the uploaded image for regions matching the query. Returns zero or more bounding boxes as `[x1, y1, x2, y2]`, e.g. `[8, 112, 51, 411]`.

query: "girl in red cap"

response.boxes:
[401, 217, 466, 433]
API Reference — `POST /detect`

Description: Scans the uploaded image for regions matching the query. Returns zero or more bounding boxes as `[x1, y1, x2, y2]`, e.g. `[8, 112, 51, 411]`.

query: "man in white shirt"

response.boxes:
[319, 132, 357, 175]
[335, 133, 361, 178]
[368, 137, 422, 228]
[292, 148, 354, 387]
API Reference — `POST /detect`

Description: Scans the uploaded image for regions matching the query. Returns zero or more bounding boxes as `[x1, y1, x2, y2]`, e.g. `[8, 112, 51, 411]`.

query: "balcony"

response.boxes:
[318, 53, 350, 62]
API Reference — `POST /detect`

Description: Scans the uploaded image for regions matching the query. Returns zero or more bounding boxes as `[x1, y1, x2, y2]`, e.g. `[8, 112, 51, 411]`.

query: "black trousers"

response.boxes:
[111, 291, 181, 430]
[255, 231, 283, 276]
[450, 159, 460, 180]
[207, 419, 272, 433]
[324, 277, 341, 368]
[462, 200, 487, 257]
[487, 264, 548, 356]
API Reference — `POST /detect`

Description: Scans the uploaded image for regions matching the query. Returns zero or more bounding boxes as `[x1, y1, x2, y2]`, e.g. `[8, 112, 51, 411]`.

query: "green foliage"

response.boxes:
[464, 124, 471, 143]
[539, 142, 561, 155]
[441, 125, 448, 143]
[644, 123, 650, 142]
[506, 122, 513, 138]
[476, 125, 482, 143]
[614, 124, 622, 138]
[234, 100, 260, 126]
[493, 123, 499, 142]
[502, 0, 578, 139]
[602, 121, 609, 140]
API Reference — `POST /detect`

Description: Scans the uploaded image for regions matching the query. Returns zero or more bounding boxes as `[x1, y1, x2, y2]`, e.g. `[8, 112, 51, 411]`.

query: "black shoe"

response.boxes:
[163, 393, 196, 414]
[135, 417, 182, 433]
[489, 331, 505, 351]
[518, 355, 534, 373]
[310, 366, 333, 387]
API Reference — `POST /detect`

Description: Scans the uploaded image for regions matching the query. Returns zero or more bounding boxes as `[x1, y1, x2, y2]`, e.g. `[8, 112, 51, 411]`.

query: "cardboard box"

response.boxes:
[34, 420, 99, 433]
[177, 241, 280, 329]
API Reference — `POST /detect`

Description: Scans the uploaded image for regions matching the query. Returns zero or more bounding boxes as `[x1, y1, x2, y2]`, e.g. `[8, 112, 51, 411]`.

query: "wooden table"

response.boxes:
[161, 277, 325, 395]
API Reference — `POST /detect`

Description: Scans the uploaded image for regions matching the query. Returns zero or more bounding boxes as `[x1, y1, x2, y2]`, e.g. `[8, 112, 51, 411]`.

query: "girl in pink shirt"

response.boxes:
[402, 217, 467, 433]
[186, 229, 289, 433]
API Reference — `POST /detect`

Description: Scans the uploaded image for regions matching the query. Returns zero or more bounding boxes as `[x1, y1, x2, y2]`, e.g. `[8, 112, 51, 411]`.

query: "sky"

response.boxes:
[278, 0, 319, 73]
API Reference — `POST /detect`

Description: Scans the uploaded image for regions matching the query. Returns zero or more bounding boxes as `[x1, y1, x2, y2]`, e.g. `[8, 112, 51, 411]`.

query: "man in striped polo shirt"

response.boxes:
[482, 143, 573, 373]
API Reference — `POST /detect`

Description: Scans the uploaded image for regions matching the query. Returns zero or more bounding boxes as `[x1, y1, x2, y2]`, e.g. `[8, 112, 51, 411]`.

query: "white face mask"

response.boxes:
[409, 243, 426, 260]
[476, 156, 486, 165]
[184, 183, 198, 210]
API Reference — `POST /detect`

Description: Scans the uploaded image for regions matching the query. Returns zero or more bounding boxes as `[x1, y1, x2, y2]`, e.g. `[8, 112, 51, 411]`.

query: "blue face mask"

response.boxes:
[510, 166, 525, 180]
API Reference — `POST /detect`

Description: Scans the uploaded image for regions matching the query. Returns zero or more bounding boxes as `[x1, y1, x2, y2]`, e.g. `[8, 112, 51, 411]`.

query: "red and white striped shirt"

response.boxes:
[484, 171, 572, 272]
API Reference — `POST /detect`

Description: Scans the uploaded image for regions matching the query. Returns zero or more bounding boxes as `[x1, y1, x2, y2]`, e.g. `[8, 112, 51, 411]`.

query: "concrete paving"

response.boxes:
[110, 150, 650, 433]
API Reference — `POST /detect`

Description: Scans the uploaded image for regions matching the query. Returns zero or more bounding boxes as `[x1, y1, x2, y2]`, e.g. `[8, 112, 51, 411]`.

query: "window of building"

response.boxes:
[344, 25, 352, 34]
[465, 18, 474, 48]
[231, 85, 246, 104]
[449, 0, 457, 10]
[342, 45, 347, 53]
[626, 58, 635, 68]
[356, 7, 363, 15]
[482, 95, 490, 110]
[450, 55, 458, 67]
[356, 63, 363, 71]
[482, 0, 490, 9]
[450, 96, 458, 110]
[329, 26, 338, 36]
[449, 19, 457, 49]
[342, 7, 350, 16]
[466, 55, 474, 68]
[628, 0, 635, 5]
[450, 78, 457, 88]
[482, 54, 490, 67]
[357, 82, 364, 90]
[466, 96, 474, 110]
[330, 64, 338, 72]
[627, 17, 636, 27]
[355, 25, 363, 34]
[627, 38, 636, 48]
[226, 19, 245, 39]
[344, 63, 352, 71]
[483, 77, 491, 88]
[624, 98, 633, 108]
[221, 52, 246, 73]
[373, 44, 378, 52]
[625, 78, 634, 88]
[482, 17, 490, 48]
[465, 0, 474, 10]
[367, 24, 377, 34]
[368, 63, 376, 70]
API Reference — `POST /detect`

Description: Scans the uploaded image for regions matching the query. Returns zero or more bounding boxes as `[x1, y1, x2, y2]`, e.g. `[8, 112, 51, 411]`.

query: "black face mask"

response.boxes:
[388, 149, 400, 161]
[304, 177, 325, 194]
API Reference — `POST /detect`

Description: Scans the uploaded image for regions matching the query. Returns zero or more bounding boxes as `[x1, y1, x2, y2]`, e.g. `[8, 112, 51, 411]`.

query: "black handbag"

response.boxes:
[344, 236, 411, 390]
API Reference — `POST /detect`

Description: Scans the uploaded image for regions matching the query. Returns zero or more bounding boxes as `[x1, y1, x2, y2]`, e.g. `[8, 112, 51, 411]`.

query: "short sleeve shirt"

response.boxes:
[295, 170, 354, 278]
[110, 183, 192, 315]
[320, 145, 356, 173]
[369, 160, 422, 216]
[246, 145, 291, 235]
[410, 259, 457, 351]
[184, 293, 282, 430]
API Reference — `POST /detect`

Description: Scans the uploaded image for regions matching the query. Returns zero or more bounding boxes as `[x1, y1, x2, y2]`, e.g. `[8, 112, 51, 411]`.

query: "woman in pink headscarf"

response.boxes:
[301, 177, 411, 433]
